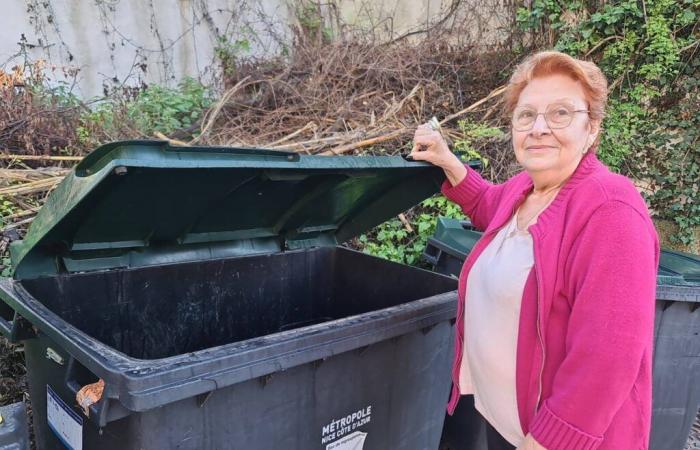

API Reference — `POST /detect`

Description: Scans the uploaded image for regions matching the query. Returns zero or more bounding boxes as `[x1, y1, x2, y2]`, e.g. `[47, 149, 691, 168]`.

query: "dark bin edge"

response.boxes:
[0, 276, 458, 418]
[425, 237, 469, 261]
[0, 402, 30, 450]
[655, 284, 700, 303]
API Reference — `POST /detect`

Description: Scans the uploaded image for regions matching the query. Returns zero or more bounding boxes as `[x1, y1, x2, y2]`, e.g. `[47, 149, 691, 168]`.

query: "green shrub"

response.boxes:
[357, 121, 501, 265]
[357, 195, 466, 266]
[77, 77, 214, 146]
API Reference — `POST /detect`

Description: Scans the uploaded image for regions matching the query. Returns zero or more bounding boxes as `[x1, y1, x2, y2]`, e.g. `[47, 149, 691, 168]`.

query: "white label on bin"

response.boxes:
[321, 405, 372, 447]
[47, 385, 83, 450]
[326, 431, 367, 450]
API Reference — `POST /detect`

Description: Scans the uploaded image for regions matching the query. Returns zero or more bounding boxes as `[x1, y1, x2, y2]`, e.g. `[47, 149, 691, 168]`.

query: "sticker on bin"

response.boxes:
[326, 431, 367, 450]
[321, 405, 371, 448]
[47, 385, 83, 450]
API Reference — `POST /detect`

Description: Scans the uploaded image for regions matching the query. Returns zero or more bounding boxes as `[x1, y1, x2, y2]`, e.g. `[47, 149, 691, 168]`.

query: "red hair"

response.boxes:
[504, 51, 608, 151]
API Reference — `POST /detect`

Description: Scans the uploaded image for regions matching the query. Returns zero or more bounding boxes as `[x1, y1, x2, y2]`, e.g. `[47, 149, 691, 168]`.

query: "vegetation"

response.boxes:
[516, 0, 700, 244]
[357, 121, 501, 265]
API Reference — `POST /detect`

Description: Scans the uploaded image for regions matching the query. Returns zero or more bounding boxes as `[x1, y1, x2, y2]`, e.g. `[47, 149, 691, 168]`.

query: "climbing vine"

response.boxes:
[517, 0, 700, 245]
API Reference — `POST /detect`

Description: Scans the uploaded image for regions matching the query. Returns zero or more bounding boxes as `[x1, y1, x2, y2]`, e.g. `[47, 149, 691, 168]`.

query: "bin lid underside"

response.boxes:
[10, 140, 444, 279]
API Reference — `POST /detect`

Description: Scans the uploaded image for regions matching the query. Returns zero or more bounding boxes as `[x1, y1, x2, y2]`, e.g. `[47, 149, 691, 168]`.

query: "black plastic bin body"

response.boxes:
[2, 247, 458, 450]
[0, 141, 475, 450]
[423, 218, 700, 450]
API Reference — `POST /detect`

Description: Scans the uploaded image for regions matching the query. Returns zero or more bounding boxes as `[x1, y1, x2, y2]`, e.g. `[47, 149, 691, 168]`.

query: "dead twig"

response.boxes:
[321, 129, 410, 156]
[0, 154, 82, 162]
[0, 177, 63, 196]
[440, 85, 507, 125]
[154, 132, 190, 147]
[398, 213, 414, 233]
[1, 216, 34, 232]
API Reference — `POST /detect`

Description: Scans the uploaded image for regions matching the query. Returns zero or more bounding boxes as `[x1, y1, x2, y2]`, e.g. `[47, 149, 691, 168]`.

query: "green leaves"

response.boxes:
[680, 9, 696, 25]
[127, 77, 213, 135]
[76, 77, 213, 146]
[1, 256, 11, 277]
[358, 120, 499, 264]
[598, 98, 647, 169]
[357, 195, 466, 266]
[513, 0, 700, 245]
[453, 120, 502, 168]
[215, 36, 252, 76]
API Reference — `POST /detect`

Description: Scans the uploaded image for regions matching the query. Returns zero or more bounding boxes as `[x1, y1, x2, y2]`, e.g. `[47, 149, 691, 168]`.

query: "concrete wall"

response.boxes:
[0, 0, 511, 98]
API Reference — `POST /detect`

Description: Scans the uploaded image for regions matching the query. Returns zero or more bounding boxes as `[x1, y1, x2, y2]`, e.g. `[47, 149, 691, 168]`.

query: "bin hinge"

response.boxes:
[285, 233, 337, 250]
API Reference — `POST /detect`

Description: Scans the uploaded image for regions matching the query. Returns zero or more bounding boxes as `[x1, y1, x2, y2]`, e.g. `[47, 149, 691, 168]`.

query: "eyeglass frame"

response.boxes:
[511, 103, 590, 131]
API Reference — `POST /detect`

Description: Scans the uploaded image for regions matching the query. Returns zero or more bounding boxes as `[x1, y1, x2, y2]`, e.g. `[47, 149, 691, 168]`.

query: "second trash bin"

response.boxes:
[424, 217, 700, 450]
[0, 141, 463, 450]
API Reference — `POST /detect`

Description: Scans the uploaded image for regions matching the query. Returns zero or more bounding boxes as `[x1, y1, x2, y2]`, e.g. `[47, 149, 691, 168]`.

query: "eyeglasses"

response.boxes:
[512, 103, 589, 131]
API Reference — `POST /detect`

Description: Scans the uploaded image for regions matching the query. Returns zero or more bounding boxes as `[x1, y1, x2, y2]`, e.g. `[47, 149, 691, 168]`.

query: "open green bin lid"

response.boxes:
[9, 140, 446, 279]
[428, 217, 700, 287]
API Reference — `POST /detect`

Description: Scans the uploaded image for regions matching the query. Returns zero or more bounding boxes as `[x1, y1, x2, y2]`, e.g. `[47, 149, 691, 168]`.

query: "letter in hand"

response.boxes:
[409, 117, 450, 165]
[413, 117, 441, 154]
[410, 117, 467, 186]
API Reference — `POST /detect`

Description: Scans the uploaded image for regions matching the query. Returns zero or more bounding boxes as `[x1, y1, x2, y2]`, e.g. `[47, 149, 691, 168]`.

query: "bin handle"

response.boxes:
[0, 311, 36, 342]
[64, 357, 108, 425]
[64, 357, 132, 427]
[422, 251, 439, 267]
[65, 380, 105, 423]
[163, 145, 301, 161]
[422, 242, 441, 267]
[0, 301, 13, 338]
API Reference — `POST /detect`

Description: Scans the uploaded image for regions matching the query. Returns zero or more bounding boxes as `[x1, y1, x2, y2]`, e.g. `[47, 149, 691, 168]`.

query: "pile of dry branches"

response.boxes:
[0, 37, 518, 243]
[193, 38, 514, 155]
[0, 62, 85, 159]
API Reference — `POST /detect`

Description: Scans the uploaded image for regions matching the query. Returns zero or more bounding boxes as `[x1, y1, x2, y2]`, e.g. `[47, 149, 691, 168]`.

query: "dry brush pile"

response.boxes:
[0, 37, 519, 256]
[194, 39, 514, 156]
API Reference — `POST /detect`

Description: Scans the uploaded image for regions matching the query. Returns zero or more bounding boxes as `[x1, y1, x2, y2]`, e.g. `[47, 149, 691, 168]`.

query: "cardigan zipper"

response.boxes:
[532, 234, 546, 416]
[516, 186, 547, 417]
[505, 192, 547, 416]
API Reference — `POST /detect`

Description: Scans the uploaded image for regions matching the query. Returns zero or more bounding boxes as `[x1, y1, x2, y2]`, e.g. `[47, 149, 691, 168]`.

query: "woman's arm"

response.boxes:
[411, 124, 507, 230]
[529, 201, 659, 450]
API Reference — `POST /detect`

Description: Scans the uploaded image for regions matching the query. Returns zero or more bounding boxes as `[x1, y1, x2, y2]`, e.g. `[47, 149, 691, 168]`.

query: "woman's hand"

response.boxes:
[410, 123, 467, 186]
[516, 433, 547, 450]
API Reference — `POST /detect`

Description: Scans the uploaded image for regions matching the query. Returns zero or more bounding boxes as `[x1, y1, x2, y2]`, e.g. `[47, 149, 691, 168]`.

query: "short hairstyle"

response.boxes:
[504, 51, 608, 151]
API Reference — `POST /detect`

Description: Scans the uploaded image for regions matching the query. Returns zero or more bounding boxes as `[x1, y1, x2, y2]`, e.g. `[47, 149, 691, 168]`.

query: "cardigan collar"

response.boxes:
[523, 152, 604, 237]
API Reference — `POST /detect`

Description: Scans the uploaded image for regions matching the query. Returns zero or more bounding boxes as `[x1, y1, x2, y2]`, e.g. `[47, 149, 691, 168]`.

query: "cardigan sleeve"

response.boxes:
[529, 200, 659, 450]
[440, 164, 508, 231]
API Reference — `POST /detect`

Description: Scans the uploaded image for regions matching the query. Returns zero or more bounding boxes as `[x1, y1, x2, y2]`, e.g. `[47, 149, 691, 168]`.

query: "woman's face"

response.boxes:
[511, 74, 600, 175]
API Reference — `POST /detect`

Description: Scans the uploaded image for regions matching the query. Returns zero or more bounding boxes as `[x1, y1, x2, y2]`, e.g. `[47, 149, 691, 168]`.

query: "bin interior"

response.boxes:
[19, 247, 456, 360]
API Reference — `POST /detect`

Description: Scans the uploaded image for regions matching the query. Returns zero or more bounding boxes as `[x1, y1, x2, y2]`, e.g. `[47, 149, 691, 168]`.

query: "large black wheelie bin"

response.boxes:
[0, 140, 465, 450]
[424, 217, 700, 450]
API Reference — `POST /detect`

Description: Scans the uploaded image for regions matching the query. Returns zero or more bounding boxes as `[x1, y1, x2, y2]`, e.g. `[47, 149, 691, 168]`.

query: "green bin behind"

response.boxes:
[423, 217, 700, 450]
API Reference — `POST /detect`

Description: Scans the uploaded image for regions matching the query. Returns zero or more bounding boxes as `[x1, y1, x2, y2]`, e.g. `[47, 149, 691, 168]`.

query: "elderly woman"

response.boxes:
[411, 51, 659, 450]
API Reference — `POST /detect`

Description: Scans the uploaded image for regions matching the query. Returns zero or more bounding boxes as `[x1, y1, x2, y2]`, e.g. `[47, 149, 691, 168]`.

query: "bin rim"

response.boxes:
[426, 217, 700, 291]
[0, 249, 459, 413]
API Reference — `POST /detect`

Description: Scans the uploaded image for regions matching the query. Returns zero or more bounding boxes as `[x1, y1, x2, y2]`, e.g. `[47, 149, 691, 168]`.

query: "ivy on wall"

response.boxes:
[517, 0, 700, 245]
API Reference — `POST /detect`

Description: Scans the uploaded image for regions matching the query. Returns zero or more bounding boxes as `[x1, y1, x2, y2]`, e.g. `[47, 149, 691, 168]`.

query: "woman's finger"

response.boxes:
[409, 149, 428, 161]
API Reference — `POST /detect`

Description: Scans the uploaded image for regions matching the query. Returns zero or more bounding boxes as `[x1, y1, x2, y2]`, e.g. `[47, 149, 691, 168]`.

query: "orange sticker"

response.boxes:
[75, 379, 105, 417]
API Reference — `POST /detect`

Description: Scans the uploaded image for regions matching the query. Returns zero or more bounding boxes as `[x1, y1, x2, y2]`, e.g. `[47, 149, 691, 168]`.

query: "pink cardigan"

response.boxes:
[441, 153, 659, 450]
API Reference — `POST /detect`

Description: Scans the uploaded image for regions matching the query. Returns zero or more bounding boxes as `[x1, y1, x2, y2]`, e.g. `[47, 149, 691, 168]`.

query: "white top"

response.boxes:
[459, 210, 534, 447]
